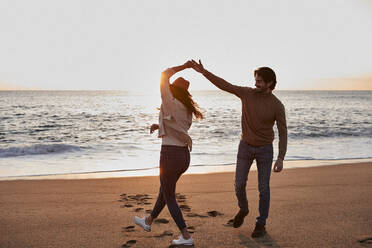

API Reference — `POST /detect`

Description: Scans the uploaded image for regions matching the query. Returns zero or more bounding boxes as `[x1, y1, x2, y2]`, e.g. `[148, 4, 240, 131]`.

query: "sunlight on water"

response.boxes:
[0, 90, 371, 178]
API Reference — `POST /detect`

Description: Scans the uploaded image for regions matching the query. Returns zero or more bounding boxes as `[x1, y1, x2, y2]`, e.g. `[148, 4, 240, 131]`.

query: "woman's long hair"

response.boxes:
[170, 82, 204, 120]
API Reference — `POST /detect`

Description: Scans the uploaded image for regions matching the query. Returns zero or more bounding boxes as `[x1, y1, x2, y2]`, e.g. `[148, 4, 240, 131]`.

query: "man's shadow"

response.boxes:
[238, 233, 281, 248]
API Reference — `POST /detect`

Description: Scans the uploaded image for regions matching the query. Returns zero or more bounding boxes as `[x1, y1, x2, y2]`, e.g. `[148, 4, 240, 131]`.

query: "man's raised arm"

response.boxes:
[191, 59, 247, 97]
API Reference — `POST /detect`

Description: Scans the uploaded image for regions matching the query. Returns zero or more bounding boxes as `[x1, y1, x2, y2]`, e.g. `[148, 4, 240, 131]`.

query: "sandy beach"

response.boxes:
[1, 162, 372, 248]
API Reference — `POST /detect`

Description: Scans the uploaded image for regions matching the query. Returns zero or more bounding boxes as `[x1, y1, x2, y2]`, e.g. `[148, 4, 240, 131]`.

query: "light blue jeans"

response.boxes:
[235, 140, 273, 225]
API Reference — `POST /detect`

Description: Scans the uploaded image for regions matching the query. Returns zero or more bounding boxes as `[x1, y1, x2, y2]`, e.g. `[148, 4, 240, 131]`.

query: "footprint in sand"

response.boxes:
[176, 193, 187, 203]
[154, 218, 169, 224]
[121, 240, 136, 247]
[186, 213, 208, 218]
[119, 193, 153, 207]
[358, 236, 372, 245]
[179, 204, 191, 212]
[207, 210, 224, 217]
[120, 204, 133, 208]
[154, 230, 174, 238]
[176, 193, 187, 199]
[186, 211, 223, 218]
[119, 194, 128, 202]
[122, 225, 135, 233]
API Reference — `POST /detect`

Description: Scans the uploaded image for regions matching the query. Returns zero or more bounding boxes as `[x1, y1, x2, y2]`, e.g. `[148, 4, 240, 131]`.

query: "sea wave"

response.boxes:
[288, 129, 372, 139]
[0, 144, 83, 158]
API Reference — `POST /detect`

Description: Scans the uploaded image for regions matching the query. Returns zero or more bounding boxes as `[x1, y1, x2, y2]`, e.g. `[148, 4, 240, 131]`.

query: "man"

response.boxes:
[191, 59, 287, 238]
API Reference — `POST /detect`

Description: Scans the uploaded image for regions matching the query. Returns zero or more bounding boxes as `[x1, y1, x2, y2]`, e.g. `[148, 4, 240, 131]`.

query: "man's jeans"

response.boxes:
[235, 140, 273, 225]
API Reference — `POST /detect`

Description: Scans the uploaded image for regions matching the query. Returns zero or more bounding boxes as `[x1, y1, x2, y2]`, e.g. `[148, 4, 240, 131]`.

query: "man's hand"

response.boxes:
[150, 124, 159, 134]
[191, 59, 205, 73]
[273, 158, 283, 173]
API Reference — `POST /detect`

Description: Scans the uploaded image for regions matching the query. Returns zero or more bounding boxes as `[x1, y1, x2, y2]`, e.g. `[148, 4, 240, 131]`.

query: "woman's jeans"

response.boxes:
[235, 140, 273, 225]
[151, 145, 190, 230]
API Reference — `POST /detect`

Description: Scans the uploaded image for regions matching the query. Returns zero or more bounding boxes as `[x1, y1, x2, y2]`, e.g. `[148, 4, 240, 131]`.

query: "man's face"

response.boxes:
[255, 75, 272, 93]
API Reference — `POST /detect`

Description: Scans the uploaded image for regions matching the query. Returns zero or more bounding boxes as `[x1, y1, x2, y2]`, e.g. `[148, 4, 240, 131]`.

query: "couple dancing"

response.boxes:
[134, 60, 287, 246]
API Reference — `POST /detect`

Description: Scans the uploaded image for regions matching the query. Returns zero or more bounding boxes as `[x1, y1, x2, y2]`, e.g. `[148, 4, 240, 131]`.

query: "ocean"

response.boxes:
[0, 90, 371, 179]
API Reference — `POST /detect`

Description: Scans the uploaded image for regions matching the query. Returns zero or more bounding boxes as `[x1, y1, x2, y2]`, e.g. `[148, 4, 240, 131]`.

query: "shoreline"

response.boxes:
[1, 158, 372, 181]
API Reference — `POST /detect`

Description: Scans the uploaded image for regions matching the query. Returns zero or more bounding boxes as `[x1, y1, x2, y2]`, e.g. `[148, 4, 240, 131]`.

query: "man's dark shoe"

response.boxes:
[251, 222, 266, 238]
[233, 209, 248, 228]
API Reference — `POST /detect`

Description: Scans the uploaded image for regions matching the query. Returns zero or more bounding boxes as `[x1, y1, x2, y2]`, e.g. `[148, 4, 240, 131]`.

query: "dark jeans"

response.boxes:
[235, 140, 273, 225]
[151, 145, 190, 230]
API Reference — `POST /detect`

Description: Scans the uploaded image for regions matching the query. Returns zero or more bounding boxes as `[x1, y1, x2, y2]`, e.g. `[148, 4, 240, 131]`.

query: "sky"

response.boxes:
[1, 0, 372, 91]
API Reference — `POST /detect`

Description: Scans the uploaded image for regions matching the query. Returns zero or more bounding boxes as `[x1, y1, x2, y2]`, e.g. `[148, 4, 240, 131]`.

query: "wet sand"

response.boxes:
[1, 162, 372, 247]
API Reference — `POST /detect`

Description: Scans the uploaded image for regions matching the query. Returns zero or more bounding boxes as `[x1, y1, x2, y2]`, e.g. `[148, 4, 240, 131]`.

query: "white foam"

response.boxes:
[0, 144, 82, 158]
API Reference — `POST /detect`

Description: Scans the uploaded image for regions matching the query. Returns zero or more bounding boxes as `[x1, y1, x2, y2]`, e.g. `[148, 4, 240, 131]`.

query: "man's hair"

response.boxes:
[254, 67, 277, 90]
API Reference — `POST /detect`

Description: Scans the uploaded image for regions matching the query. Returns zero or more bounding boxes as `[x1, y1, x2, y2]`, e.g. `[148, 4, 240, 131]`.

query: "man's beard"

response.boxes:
[254, 87, 264, 93]
[254, 85, 270, 93]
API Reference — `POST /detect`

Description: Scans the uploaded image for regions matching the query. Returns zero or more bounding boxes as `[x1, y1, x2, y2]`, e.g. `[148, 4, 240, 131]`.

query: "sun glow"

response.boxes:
[0, 0, 371, 91]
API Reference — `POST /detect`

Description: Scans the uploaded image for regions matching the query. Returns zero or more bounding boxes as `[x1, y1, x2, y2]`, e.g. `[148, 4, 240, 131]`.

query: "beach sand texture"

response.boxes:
[1, 162, 372, 248]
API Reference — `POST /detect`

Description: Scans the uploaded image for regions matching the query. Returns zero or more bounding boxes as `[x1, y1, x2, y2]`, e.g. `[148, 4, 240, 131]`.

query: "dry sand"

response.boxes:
[1, 162, 372, 248]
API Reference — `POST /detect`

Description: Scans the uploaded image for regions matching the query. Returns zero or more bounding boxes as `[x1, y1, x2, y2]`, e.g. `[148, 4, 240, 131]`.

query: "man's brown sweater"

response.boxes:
[202, 70, 287, 160]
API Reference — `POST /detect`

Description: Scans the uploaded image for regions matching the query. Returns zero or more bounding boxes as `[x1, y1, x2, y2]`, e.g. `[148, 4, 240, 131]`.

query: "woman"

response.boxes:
[134, 61, 203, 246]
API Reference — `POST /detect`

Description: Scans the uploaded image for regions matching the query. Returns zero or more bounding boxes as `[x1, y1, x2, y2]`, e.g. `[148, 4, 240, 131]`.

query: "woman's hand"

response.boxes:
[150, 124, 159, 134]
[165, 60, 193, 75]
[184, 60, 193, 68]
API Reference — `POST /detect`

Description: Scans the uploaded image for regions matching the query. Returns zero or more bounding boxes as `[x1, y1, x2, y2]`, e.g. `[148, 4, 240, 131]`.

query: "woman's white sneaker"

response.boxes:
[133, 216, 151, 232]
[171, 236, 194, 246]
